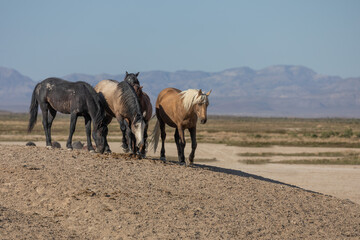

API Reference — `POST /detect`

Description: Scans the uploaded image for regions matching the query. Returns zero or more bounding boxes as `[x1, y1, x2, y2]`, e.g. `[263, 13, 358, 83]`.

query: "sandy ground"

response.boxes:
[2, 141, 360, 205]
[1, 144, 360, 239]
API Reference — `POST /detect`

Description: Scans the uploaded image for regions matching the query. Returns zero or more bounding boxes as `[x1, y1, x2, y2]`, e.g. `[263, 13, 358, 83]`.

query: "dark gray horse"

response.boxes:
[28, 77, 108, 153]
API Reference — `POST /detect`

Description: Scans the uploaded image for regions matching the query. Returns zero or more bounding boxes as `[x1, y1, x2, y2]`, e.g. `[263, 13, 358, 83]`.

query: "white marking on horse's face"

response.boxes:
[196, 95, 209, 124]
[133, 120, 145, 147]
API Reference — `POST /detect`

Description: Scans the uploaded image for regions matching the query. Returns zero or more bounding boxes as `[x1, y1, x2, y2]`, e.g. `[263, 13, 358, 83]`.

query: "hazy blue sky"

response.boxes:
[0, 0, 359, 80]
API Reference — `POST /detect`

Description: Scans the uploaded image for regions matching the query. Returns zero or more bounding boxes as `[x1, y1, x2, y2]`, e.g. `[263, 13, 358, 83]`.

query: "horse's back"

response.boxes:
[156, 88, 181, 107]
[94, 79, 119, 94]
[36, 77, 97, 114]
[156, 88, 183, 127]
[94, 80, 126, 117]
[41, 78, 93, 94]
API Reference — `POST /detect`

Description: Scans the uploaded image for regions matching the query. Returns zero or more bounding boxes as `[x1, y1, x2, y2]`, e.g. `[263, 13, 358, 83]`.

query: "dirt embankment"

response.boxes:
[1, 145, 360, 239]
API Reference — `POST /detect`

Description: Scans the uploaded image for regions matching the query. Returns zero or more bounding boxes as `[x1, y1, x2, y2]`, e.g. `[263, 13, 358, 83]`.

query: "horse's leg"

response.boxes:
[84, 115, 95, 152]
[116, 116, 129, 153]
[47, 107, 57, 147]
[124, 121, 138, 156]
[174, 128, 182, 162]
[188, 127, 197, 165]
[127, 125, 137, 156]
[159, 118, 166, 161]
[140, 123, 149, 157]
[103, 114, 113, 153]
[177, 127, 186, 164]
[40, 103, 51, 147]
[66, 113, 78, 150]
[119, 119, 129, 153]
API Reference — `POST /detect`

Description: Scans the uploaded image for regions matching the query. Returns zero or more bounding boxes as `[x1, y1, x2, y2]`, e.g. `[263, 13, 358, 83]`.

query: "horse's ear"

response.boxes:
[206, 90, 212, 96]
[126, 71, 129, 76]
[198, 89, 203, 96]
[140, 86, 143, 90]
[135, 72, 140, 77]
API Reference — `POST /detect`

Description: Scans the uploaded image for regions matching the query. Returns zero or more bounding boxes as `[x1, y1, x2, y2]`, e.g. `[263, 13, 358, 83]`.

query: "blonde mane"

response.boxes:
[180, 89, 208, 111]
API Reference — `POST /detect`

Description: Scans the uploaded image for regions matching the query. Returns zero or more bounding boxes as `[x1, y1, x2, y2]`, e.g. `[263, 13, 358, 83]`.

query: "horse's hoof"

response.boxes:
[46, 146, 52, 149]
[89, 150, 95, 153]
[122, 148, 130, 153]
[67, 148, 73, 151]
[160, 157, 166, 162]
[185, 161, 193, 167]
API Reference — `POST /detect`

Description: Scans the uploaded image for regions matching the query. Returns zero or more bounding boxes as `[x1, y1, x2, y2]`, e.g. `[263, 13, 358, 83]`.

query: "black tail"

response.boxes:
[28, 84, 39, 132]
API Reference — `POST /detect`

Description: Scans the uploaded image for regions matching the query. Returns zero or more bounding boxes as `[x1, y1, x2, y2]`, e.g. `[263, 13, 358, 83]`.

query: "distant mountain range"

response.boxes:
[1, 65, 360, 117]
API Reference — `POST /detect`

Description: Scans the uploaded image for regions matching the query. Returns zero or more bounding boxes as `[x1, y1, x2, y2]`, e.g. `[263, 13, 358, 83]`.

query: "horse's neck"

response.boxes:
[120, 97, 138, 122]
[180, 101, 197, 120]
[138, 95, 146, 110]
[88, 98, 101, 123]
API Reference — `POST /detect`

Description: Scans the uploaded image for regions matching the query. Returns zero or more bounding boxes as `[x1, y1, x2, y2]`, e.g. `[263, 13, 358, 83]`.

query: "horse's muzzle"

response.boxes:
[201, 119, 207, 124]
[95, 145, 105, 154]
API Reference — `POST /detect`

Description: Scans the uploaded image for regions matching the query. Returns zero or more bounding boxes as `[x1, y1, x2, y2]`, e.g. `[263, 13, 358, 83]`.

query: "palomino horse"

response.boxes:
[94, 79, 146, 155]
[151, 88, 211, 165]
[132, 84, 152, 157]
[28, 78, 108, 153]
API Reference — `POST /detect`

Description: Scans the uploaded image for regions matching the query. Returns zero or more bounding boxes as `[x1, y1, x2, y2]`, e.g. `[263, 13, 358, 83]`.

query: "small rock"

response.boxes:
[72, 141, 84, 149]
[52, 141, 61, 148]
[26, 141, 36, 146]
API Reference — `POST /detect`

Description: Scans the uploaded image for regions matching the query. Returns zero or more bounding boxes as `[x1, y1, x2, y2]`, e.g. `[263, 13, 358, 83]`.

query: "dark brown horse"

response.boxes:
[28, 78, 108, 153]
[151, 88, 211, 165]
[94, 79, 146, 155]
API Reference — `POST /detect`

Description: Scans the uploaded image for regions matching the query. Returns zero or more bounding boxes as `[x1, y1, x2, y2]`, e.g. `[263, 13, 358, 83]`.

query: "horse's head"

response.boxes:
[194, 89, 211, 124]
[92, 123, 108, 154]
[131, 112, 146, 148]
[124, 71, 140, 86]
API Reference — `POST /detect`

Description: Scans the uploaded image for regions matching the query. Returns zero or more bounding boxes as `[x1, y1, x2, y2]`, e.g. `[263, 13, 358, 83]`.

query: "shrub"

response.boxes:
[342, 128, 353, 138]
[321, 131, 336, 138]
[311, 133, 318, 138]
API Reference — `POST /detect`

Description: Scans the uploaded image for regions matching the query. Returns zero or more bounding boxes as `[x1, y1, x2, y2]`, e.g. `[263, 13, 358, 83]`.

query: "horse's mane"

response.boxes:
[180, 89, 208, 112]
[117, 81, 142, 120]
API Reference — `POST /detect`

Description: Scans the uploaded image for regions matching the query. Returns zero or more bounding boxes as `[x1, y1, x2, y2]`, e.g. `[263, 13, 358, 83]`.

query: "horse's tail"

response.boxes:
[28, 83, 39, 132]
[150, 118, 160, 153]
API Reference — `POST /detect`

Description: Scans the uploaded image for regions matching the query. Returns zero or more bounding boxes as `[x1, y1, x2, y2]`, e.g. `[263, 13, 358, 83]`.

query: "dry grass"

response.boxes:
[238, 152, 359, 157]
[2, 113, 360, 148]
[238, 151, 360, 165]
[240, 158, 360, 165]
